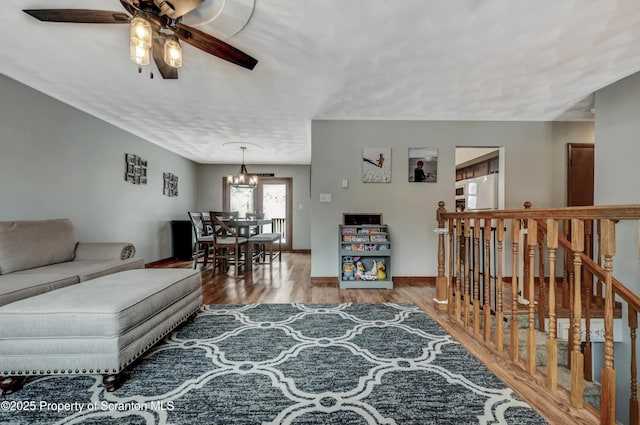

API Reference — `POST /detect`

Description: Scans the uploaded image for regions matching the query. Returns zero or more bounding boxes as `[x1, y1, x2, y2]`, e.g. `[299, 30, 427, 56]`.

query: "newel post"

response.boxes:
[434, 201, 449, 312]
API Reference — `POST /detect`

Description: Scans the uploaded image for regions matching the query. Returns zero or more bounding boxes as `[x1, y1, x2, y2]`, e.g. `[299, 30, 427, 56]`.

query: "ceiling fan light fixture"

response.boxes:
[130, 12, 152, 50]
[130, 43, 150, 66]
[164, 36, 183, 68]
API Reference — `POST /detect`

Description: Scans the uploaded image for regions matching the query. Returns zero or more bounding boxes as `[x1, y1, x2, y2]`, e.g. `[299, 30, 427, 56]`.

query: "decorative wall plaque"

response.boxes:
[125, 153, 148, 185]
[163, 172, 178, 197]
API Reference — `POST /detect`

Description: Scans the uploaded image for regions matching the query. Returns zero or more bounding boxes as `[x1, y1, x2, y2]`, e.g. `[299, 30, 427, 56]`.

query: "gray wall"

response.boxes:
[310, 120, 594, 277]
[196, 164, 311, 250]
[594, 71, 640, 425]
[0, 74, 199, 263]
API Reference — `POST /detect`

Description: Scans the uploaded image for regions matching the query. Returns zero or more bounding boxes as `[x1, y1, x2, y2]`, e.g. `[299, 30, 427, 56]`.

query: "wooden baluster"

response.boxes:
[511, 219, 521, 363]
[570, 218, 584, 408]
[584, 220, 593, 382]
[596, 220, 604, 307]
[567, 219, 575, 370]
[523, 220, 531, 301]
[473, 219, 481, 335]
[435, 201, 448, 312]
[600, 219, 616, 424]
[629, 306, 638, 425]
[448, 218, 455, 316]
[496, 219, 505, 352]
[455, 218, 463, 322]
[546, 219, 559, 391]
[522, 202, 532, 302]
[537, 224, 546, 332]
[527, 219, 538, 375]
[562, 219, 571, 310]
[464, 218, 471, 328]
[484, 220, 492, 342]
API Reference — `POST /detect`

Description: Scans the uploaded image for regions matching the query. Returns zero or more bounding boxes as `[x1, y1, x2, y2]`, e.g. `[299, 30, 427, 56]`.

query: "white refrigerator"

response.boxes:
[464, 174, 498, 211]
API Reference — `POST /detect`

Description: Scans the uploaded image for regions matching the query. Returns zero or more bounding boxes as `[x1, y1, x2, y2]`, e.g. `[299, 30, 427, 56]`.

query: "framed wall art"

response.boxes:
[124, 153, 148, 185]
[163, 172, 178, 197]
[362, 147, 391, 183]
[408, 147, 438, 183]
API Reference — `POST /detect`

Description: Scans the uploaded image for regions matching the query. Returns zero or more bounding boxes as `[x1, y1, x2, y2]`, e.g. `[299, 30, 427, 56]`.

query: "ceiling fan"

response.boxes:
[23, 0, 258, 79]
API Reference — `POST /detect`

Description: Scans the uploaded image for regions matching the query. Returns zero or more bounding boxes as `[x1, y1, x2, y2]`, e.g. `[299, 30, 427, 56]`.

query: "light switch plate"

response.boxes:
[319, 193, 331, 202]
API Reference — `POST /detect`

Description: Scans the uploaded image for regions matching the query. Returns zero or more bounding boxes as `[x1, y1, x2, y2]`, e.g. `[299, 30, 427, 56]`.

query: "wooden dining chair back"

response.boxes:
[209, 212, 249, 277]
[245, 212, 264, 236]
[187, 211, 214, 269]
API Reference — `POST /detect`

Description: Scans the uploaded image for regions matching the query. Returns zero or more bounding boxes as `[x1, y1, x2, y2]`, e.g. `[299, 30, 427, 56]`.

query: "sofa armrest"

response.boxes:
[74, 243, 136, 261]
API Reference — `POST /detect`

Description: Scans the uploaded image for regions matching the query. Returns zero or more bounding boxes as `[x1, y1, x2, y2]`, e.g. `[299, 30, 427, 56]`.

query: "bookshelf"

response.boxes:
[339, 224, 392, 289]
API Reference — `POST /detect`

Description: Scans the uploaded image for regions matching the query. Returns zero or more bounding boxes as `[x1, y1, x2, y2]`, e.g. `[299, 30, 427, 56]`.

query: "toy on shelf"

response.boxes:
[354, 258, 365, 280]
[342, 256, 355, 281]
[364, 260, 378, 280]
[376, 260, 386, 280]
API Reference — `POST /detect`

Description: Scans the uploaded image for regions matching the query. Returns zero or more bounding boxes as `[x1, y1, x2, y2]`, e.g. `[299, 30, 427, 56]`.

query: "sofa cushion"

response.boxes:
[0, 219, 77, 274]
[0, 274, 80, 307]
[13, 258, 145, 282]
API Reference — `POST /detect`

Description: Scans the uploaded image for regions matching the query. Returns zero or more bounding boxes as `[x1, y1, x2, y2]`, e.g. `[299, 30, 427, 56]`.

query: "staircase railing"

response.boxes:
[434, 201, 640, 425]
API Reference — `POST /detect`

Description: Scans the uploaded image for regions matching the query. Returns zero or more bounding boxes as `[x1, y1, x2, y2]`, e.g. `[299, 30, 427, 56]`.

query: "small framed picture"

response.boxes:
[362, 147, 391, 183]
[408, 147, 438, 183]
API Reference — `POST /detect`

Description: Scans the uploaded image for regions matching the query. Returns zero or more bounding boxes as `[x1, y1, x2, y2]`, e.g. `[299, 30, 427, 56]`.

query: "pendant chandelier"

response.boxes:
[228, 146, 257, 187]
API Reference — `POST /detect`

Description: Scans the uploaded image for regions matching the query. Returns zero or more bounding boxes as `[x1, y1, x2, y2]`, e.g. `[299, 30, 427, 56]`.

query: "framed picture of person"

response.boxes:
[408, 147, 437, 183]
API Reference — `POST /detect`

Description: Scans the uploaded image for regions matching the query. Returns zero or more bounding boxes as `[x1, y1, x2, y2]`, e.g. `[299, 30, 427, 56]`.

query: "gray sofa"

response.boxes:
[0, 218, 144, 307]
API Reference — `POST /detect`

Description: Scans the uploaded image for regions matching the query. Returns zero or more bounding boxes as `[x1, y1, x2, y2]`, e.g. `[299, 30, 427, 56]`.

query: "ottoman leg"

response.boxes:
[0, 376, 25, 394]
[102, 373, 127, 392]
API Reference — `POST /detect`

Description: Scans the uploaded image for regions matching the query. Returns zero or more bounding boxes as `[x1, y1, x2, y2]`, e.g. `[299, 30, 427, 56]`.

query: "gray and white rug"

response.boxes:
[0, 303, 548, 424]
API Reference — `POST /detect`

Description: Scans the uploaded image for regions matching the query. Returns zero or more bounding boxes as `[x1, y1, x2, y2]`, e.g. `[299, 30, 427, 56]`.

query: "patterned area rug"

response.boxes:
[0, 303, 549, 424]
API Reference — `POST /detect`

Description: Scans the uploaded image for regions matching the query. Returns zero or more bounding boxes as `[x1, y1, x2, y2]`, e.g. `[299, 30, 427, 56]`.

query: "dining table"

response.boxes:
[225, 218, 272, 237]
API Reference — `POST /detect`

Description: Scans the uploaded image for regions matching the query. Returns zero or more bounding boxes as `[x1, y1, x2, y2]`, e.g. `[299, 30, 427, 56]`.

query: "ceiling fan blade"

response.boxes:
[152, 34, 179, 80]
[174, 23, 257, 70]
[23, 9, 131, 24]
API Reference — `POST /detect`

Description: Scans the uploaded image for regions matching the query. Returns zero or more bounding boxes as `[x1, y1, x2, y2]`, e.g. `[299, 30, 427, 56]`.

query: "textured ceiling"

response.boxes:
[1, 0, 639, 165]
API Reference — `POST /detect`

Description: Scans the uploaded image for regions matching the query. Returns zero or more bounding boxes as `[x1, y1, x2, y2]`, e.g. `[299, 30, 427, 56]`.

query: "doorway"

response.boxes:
[223, 177, 293, 251]
[567, 143, 594, 206]
[455, 147, 504, 211]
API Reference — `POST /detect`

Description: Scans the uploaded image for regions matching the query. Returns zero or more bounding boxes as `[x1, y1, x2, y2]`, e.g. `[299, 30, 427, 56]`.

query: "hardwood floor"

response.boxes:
[149, 252, 600, 425]
[151, 252, 437, 305]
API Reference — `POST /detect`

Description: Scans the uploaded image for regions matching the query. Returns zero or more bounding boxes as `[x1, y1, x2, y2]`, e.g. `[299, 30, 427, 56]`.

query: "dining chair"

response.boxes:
[245, 212, 264, 236]
[209, 212, 250, 277]
[187, 211, 214, 270]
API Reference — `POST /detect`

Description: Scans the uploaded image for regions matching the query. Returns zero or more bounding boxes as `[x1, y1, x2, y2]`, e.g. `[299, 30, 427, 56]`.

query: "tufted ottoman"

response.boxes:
[0, 268, 202, 392]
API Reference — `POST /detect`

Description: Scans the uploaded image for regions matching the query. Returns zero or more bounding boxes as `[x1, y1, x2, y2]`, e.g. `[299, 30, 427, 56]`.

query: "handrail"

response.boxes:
[537, 219, 640, 312]
[438, 204, 640, 220]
